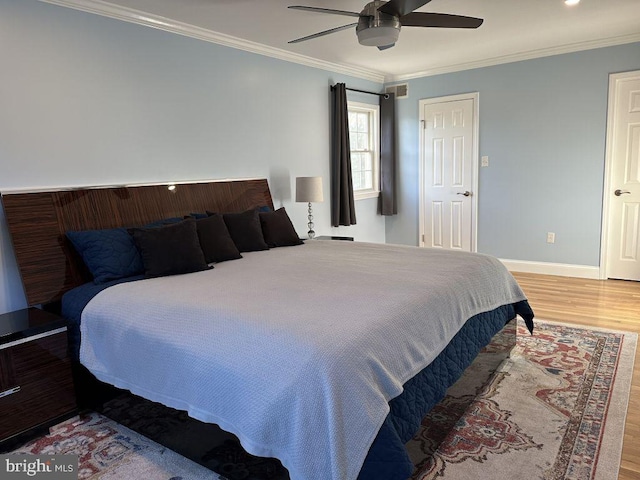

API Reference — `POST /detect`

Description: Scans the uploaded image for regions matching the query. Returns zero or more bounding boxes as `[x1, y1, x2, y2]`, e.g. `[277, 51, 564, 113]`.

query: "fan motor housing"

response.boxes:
[357, 1, 401, 47]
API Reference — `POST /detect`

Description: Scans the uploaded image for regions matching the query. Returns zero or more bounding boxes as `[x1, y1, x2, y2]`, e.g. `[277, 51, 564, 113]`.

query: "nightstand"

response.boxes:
[315, 236, 354, 241]
[0, 308, 77, 449]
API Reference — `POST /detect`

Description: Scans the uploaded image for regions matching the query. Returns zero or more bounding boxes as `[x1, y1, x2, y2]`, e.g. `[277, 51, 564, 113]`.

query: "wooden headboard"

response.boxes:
[1, 179, 274, 307]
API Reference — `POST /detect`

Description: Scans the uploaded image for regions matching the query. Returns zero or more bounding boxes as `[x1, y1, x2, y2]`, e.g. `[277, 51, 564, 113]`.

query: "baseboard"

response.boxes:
[499, 258, 601, 279]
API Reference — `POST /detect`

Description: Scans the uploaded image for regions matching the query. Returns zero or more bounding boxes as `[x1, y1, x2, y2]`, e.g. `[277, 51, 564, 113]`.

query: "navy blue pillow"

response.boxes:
[66, 228, 144, 284]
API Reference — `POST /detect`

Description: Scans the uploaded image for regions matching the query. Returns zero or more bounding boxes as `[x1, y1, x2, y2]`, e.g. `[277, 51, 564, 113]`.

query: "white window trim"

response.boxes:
[348, 101, 380, 201]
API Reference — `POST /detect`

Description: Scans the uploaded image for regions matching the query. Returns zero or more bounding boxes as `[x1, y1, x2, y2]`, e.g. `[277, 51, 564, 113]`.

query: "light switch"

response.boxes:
[481, 156, 489, 167]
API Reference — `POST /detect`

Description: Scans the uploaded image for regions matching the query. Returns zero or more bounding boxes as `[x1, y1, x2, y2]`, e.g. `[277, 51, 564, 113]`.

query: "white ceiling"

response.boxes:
[46, 0, 640, 82]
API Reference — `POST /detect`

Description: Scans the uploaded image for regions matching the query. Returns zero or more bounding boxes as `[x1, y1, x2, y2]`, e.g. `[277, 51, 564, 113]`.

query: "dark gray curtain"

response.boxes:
[379, 92, 397, 215]
[331, 83, 357, 226]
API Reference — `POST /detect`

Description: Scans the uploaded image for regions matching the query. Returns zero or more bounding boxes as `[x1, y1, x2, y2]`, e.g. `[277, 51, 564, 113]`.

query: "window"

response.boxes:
[348, 102, 379, 199]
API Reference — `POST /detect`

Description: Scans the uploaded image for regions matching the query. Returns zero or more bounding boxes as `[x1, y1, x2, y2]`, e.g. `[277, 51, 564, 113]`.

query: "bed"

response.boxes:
[1, 179, 533, 480]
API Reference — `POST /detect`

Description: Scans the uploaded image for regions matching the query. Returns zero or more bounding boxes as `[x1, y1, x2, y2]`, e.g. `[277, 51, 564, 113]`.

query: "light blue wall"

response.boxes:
[0, 0, 384, 314]
[3, 2, 638, 315]
[385, 42, 640, 267]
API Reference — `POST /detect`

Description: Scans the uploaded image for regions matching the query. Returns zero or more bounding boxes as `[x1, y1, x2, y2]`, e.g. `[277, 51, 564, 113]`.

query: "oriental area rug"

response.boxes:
[8, 319, 637, 480]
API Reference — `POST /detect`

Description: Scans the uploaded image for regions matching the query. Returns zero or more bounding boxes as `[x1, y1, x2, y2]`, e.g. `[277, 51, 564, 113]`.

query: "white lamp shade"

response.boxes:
[296, 176, 324, 203]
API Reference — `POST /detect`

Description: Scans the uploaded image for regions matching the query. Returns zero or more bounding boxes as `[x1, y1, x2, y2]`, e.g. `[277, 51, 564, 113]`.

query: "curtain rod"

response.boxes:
[332, 85, 390, 99]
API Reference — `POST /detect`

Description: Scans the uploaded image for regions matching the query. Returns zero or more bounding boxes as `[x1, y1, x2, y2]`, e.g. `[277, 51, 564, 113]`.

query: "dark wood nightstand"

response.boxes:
[315, 236, 354, 241]
[0, 308, 77, 450]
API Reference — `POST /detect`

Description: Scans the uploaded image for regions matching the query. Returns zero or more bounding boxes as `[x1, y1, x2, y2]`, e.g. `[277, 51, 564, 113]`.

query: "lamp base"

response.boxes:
[307, 202, 315, 239]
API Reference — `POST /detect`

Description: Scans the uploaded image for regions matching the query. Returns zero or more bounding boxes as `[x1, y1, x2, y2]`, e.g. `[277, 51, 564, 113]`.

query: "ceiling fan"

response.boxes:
[288, 0, 483, 50]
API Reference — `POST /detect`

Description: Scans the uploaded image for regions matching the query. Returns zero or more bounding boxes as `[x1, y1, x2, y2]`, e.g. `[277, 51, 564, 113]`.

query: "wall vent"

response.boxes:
[385, 83, 409, 99]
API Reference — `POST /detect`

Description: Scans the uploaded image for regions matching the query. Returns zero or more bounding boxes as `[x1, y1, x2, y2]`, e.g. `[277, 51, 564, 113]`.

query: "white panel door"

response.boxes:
[421, 97, 476, 251]
[606, 73, 640, 280]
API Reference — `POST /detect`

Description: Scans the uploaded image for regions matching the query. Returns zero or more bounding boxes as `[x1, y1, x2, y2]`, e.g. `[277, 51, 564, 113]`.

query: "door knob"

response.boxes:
[614, 189, 631, 196]
[457, 191, 472, 197]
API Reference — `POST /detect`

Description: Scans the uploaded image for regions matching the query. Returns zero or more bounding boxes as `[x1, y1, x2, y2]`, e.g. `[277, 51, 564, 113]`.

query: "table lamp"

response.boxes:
[295, 176, 324, 239]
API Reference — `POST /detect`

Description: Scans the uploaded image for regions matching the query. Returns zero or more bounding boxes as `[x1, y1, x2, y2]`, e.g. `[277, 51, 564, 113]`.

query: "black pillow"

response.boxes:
[217, 208, 269, 252]
[259, 207, 304, 248]
[196, 214, 242, 263]
[130, 219, 211, 278]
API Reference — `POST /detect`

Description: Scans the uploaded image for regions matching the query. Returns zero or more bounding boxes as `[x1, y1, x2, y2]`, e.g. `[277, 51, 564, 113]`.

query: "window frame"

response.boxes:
[347, 101, 380, 200]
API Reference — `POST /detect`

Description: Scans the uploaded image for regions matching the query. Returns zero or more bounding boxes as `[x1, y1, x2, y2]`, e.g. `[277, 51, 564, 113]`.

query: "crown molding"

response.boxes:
[39, 0, 386, 84]
[36, 0, 640, 86]
[386, 33, 640, 82]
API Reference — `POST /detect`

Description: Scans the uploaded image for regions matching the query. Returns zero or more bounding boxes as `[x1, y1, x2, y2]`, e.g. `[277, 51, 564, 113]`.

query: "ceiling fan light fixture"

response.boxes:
[357, 25, 400, 46]
[356, 2, 401, 47]
[288, 0, 483, 48]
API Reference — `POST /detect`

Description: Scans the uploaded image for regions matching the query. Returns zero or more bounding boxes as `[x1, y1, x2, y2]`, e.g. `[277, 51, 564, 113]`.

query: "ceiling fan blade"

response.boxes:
[377, 44, 395, 51]
[288, 22, 359, 44]
[401, 12, 483, 28]
[378, 0, 433, 17]
[288, 6, 360, 18]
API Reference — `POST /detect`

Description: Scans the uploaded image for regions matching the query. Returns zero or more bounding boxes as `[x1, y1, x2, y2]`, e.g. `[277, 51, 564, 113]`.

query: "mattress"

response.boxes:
[66, 241, 533, 480]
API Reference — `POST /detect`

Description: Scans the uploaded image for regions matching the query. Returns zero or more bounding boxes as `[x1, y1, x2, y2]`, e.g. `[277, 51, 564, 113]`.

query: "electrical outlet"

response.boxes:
[547, 232, 555, 244]
[481, 156, 489, 167]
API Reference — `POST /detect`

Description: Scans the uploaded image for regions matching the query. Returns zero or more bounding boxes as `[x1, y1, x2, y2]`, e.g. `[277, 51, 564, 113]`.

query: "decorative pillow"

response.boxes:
[130, 219, 211, 278]
[196, 214, 242, 263]
[66, 228, 144, 284]
[259, 207, 303, 248]
[217, 208, 269, 252]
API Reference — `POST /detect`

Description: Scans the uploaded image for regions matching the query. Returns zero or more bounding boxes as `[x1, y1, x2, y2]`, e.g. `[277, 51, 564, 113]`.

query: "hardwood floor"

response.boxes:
[512, 273, 640, 480]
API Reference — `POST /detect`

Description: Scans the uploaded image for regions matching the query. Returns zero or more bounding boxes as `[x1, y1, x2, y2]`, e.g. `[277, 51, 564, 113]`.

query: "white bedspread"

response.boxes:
[80, 241, 527, 480]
